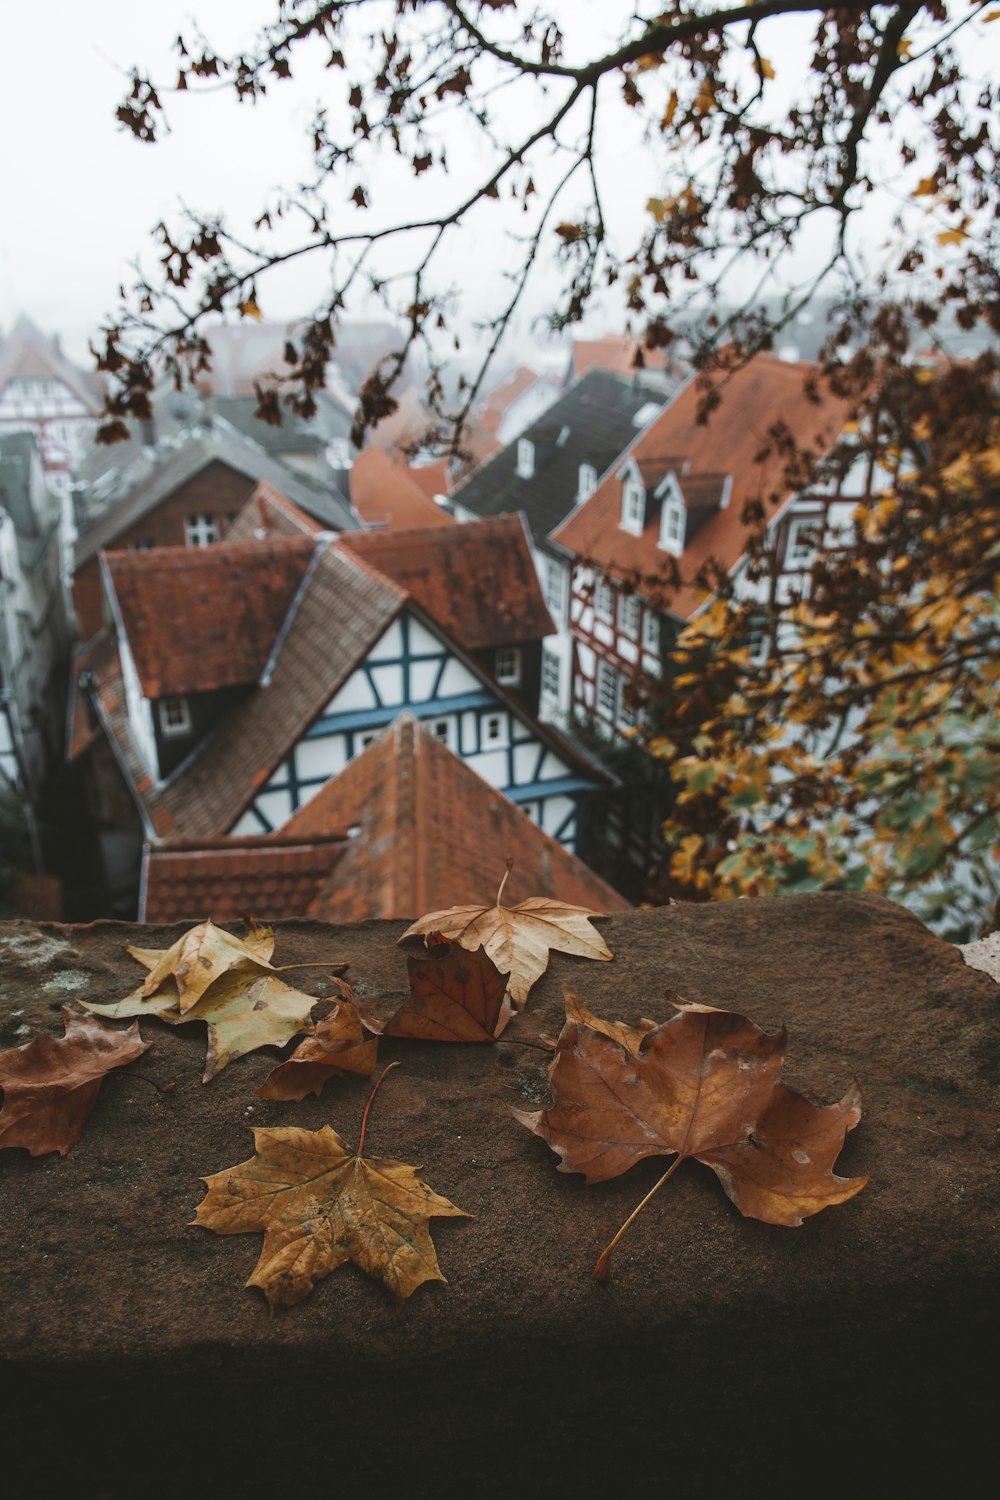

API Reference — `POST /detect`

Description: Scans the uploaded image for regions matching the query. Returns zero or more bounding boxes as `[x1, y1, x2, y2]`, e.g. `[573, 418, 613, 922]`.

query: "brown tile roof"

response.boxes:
[348, 447, 454, 530]
[103, 538, 316, 698]
[571, 334, 675, 381]
[552, 354, 853, 620]
[335, 514, 554, 650]
[283, 714, 630, 920]
[140, 834, 347, 923]
[224, 480, 322, 541]
[406, 460, 451, 500]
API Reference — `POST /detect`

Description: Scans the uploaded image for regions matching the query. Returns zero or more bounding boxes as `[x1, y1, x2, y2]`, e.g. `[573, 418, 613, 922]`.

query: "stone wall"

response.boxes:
[1, 894, 996, 1497]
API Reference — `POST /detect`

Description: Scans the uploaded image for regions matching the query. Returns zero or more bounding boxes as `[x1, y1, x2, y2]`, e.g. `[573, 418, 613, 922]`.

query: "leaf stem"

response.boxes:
[357, 1061, 401, 1157]
[274, 961, 350, 975]
[496, 857, 514, 907]
[593, 1154, 684, 1282]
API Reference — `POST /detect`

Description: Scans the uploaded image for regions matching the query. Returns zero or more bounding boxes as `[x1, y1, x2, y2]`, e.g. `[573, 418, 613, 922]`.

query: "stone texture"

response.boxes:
[1, 894, 996, 1497]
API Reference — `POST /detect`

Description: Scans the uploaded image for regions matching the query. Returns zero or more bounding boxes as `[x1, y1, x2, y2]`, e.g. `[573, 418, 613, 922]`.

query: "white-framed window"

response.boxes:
[495, 647, 522, 686]
[621, 479, 645, 535]
[544, 557, 565, 617]
[578, 462, 597, 500]
[786, 516, 819, 567]
[746, 614, 768, 664]
[595, 576, 613, 622]
[516, 438, 535, 479]
[485, 714, 503, 742]
[617, 678, 638, 730]
[642, 609, 659, 653]
[618, 594, 640, 640]
[158, 696, 192, 736]
[596, 659, 617, 718]
[541, 649, 561, 698]
[660, 499, 685, 556]
[185, 513, 219, 547]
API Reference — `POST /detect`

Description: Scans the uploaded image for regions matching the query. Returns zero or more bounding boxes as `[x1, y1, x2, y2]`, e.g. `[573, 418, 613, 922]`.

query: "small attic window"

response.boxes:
[158, 696, 192, 736]
[516, 438, 535, 479]
[578, 463, 597, 499]
[632, 401, 662, 429]
[659, 496, 685, 556]
[621, 478, 645, 536]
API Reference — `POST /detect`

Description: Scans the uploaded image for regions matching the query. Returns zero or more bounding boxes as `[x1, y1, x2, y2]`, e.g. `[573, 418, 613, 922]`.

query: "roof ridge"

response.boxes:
[259, 536, 330, 687]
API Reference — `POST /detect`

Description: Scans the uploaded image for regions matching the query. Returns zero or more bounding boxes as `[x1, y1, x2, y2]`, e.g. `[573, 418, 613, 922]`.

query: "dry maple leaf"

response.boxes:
[129, 917, 276, 1014]
[0, 1008, 148, 1156]
[258, 981, 378, 1101]
[400, 860, 613, 1010]
[514, 991, 868, 1279]
[80, 963, 320, 1082]
[377, 943, 514, 1042]
[195, 1064, 469, 1312]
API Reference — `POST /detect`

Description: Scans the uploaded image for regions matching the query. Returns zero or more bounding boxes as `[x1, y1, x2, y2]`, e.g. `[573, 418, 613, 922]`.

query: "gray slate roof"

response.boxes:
[449, 369, 669, 546]
[75, 420, 357, 567]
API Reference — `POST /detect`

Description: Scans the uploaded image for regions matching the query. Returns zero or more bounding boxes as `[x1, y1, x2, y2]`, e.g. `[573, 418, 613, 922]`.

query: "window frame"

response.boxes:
[185, 513, 220, 547]
[494, 647, 522, 686]
[621, 478, 645, 535]
[618, 593, 640, 640]
[786, 516, 820, 568]
[158, 695, 192, 737]
[596, 659, 617, 718]
[594, 576, 614, 623]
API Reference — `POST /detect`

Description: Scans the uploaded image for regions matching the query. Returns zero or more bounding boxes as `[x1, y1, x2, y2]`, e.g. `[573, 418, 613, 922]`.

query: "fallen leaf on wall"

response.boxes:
[81, 963, 320, 1082]
[400, 861, 613, 1009]
[258, 981, 378, 1100]
[129, 917, 276, 1014]
[195, 1065, 469, 1311]
[0, 1007, 148, 1156]
[515, 991, 868, 1278]
[379, 943, 513, 1042]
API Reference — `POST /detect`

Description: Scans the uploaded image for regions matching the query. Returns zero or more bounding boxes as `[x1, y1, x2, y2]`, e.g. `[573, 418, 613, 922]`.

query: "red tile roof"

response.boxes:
[406, 460, 451, 500]
[572, 334, 675, 380]
[349, 447, 454, 529]
[224, 480, 322, 541]
[552, 354, 853, 620]
[103, 538, 316, 698]
[140, 834, 347, 923]
[282, 714, 630, 920]
[336, 514, 554, 649]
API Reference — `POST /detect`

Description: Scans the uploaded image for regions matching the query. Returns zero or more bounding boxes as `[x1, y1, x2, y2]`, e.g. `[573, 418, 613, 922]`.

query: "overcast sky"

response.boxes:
[2, 2, 997, 374]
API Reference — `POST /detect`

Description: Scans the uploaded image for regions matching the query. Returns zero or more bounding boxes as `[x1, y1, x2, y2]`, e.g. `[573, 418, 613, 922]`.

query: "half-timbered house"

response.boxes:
[76, 535, 606, 912]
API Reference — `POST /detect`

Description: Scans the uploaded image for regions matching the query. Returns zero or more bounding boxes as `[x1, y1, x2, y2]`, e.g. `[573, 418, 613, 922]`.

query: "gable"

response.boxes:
[230, 607, 597, 851]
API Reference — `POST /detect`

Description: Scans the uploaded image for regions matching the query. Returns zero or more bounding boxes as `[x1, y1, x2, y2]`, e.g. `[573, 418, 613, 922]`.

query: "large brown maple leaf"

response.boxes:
[515, 992, 868, 1278]
[195, 1115, 469, 1312]
[0, 1008, 148, 1156]
[400, 862, 613, 1010]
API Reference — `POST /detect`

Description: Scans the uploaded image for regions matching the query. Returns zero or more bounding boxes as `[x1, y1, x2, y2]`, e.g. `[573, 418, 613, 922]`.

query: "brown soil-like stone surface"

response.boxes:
[1, 894, 996, 1497]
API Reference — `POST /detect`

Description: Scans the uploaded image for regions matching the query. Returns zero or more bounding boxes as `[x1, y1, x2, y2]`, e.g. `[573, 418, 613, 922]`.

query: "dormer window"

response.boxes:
[185, 513, 219, 547]
[578, 463, 597, 500]
[516, 439, 535, 479]
[659, 496, 685, 556]
[158, 696, 192, 736]
[621, 478, 645, 535]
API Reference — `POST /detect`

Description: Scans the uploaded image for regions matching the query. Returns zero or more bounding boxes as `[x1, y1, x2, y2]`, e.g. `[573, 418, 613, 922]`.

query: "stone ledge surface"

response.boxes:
[1, 894, 996, 1496]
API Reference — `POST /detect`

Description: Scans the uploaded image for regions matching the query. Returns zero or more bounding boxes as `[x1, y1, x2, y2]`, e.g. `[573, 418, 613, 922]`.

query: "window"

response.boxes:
[577, 463, 597, 500]
[786, 517, 819, 567]
[594, 576, 613, 622]
[485, 715, 502, 742]
[128, 539, 155, 551]
[596, 659, 617, 717]
[621, 479, 645, 535]
[544, 558, 564, 616]
[185, 513, 219, 547]
[660, 499, 685, 555]
[617, 678, 638, 730]
[516, 438, 535, 479]
[618, 594, 640, 640]
[433, 718, 451, 743]
[158, 696, 191, 736]
[746, 615, 768, 664]
[495, 647, 521, 686]
[359, 732, 377, 749]
[642, 609, 659, 653]
[542, 649, 560, 699]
